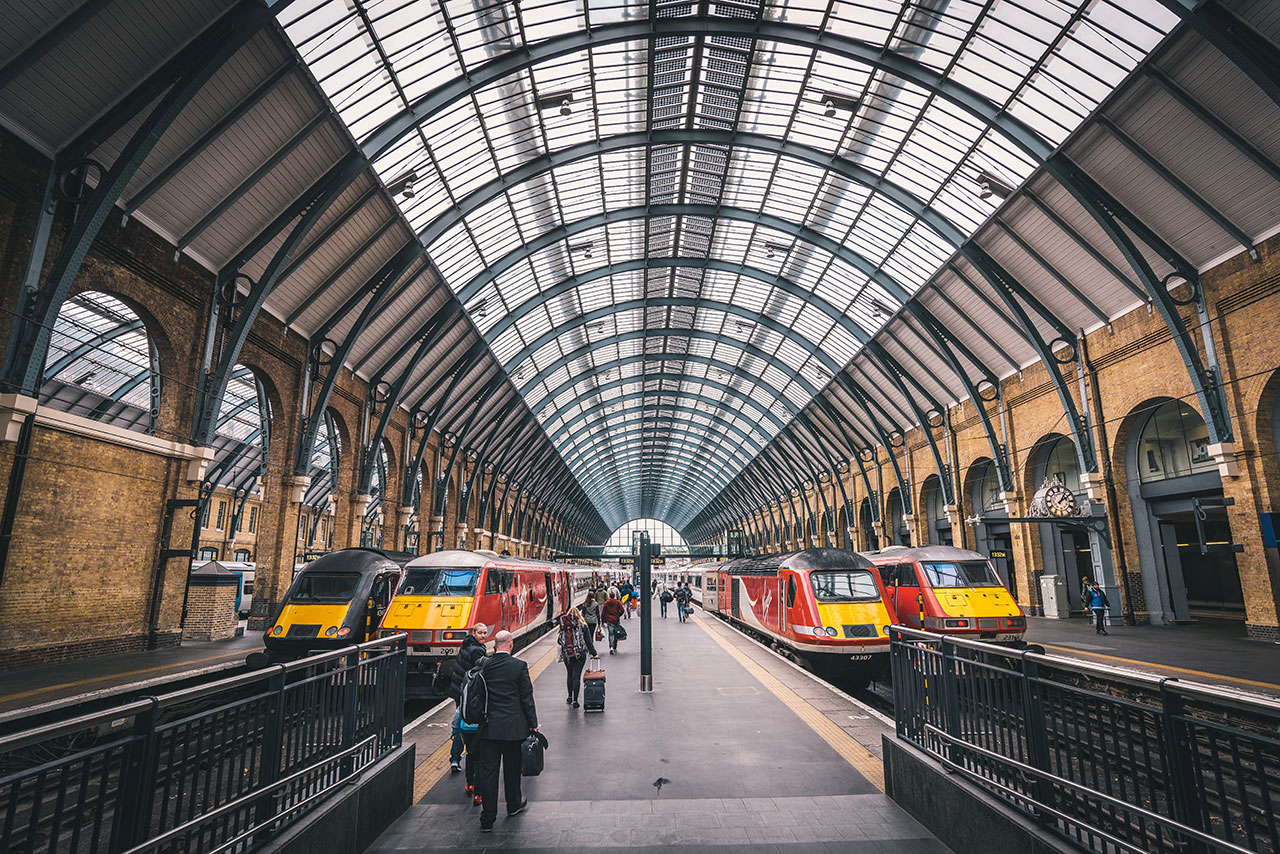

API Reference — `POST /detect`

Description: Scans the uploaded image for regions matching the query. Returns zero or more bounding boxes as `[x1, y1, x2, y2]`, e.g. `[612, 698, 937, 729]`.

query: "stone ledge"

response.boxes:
[260, 742, 415, 854]
[882, 734, 1073, 854]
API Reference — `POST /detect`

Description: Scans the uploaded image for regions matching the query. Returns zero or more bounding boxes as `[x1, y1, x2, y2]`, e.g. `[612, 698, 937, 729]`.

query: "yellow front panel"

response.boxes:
[817, 602, 894, 637]
[382, 596, 474, 631]
[273, 603, 351, 632]
[934, 588, 1022, 618]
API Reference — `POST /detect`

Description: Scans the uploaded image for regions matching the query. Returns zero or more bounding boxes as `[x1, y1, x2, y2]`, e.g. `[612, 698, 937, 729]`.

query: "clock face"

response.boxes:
[1045, 483, 1077, 518]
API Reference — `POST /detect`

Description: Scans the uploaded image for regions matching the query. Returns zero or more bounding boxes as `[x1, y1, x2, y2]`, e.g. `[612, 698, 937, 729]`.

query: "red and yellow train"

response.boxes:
[702, 548, 895, 688]
[375, 549, 589, 698]
[864, 545, 1026, 643]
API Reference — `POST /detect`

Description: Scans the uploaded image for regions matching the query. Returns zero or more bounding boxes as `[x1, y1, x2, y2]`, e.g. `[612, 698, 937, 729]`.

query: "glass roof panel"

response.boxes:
[279, 0, 1177, 525]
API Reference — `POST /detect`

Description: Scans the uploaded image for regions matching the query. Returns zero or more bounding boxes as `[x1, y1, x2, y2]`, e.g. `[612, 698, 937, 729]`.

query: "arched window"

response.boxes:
[1040, 436, 1083, 493]
[300, 410, 341, 547]
[971, 460, 1003, 512]
[206, 365, 269, 502]
[1138, 400, 1215, 483]
[362, 443, 389, 548]
[233, 548, 252, 562]
[40, 291, 159, 434]
[199, 546, 218, 561]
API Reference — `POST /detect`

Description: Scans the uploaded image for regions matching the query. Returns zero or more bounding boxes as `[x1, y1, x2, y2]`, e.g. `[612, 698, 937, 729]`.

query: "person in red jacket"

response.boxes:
[601, 592, 625, 654]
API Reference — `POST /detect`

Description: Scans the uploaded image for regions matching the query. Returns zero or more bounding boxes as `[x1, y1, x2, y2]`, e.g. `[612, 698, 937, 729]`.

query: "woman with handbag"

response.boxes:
[556, 609, 588, 708]
[579, 591, 600, 656]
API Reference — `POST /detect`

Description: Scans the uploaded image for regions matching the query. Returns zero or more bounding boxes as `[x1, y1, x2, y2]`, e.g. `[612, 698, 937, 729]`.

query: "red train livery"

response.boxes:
[376, 549, 586, 698]
[703, 548, 896, 688]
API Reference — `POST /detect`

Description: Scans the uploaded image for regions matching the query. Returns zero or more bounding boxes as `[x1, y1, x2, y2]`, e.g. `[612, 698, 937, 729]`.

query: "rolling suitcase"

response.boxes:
[583, 656, 606, 712]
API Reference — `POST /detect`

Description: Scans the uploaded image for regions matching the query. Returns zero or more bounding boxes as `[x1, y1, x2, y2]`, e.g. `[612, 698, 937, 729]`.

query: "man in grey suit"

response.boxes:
[475, 630, 539, 832]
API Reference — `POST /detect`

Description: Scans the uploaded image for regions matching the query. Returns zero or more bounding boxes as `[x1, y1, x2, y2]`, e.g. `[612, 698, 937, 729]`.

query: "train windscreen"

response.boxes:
[397, 567, 479, 596]
[291, 572, 361, 602]
[921, 561, 1002, 589]
[810, 569, 880, 602]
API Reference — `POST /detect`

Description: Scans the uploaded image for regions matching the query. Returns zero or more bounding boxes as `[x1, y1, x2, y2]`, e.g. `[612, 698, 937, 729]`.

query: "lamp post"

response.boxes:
[639, 531, 654, 693]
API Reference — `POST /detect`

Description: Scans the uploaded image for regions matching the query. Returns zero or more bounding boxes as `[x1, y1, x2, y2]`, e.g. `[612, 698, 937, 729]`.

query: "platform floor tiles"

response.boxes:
[1024, 616, 1280, 697]
[374, 607, 951, 853]
[0, 630, 262, 716]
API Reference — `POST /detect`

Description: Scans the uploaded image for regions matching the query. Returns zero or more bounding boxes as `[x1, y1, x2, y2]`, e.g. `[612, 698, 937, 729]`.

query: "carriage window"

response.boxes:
[921, 561, 1002, 589]
[292, 572, 361, 602]
[878, 565, 896, 586]
[398, 568, 479, 596]
[810, 570, 880, 602]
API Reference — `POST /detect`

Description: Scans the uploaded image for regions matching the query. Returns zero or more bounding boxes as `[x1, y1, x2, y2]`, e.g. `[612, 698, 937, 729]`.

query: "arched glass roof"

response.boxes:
[276, 0, 1177, 529]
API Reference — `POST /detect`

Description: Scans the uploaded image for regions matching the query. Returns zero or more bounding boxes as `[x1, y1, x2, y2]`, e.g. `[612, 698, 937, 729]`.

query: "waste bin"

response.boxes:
[1039, 574, 1069, 619]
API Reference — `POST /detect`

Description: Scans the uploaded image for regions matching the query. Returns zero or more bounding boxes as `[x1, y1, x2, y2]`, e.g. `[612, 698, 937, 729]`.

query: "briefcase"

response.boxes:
[521, 731, 548, 777]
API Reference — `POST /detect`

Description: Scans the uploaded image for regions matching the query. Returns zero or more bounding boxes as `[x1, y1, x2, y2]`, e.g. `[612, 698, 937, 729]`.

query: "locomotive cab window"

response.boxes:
[810, 569, 880, 602]
[786, 576, 796, 608]
[878, 565, 897, 586]
[291, 572, 361, 602]
[399, 568, 479, 596]
[921, 561, 1002, 589]
[371, 575, 394, 610]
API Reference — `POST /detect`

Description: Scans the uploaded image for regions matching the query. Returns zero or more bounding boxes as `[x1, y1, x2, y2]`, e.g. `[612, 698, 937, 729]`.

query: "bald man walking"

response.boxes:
[474, 630, 539, 832]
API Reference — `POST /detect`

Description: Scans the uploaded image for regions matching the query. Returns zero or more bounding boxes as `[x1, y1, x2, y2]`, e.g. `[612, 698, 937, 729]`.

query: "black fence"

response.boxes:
[890, 627, 1279, 854]
[0, 635, 406, 854]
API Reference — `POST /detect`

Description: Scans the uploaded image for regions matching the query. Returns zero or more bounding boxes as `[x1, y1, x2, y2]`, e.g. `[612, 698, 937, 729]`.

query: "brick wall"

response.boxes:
[183, 580, 240, 642]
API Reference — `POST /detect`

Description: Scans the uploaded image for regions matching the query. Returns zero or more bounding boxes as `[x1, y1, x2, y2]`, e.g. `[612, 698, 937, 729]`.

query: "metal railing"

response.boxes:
[0, 635, 406, 854]
[890, 627, 1280, 854]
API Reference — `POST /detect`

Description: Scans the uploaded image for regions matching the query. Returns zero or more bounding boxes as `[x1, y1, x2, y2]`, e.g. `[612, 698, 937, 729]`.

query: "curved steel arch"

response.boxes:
[567, 417, 767, 487]
[425, 130, 965, 254]
[530, 353, 800, 423]
[504, 297, 848, 397]
[561, 405, 763, 483]
[516, 328, 822, 400]
[548, 388, 785, 451]
[361, 17, 1051, 164]
[565, 411, 758, 480]
[540, 371, 789, 434]
[576, 452, 728, 507]
[565, 407, 762, 481]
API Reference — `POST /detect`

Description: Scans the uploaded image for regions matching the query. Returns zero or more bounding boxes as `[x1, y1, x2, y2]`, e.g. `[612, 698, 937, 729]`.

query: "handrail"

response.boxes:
[889, 625, 1280, 711]
[890, 626, 1280, 854]
[922, 724, 1257, 854]
[120, 735, 379, 854]
[0, 634, 408, 854]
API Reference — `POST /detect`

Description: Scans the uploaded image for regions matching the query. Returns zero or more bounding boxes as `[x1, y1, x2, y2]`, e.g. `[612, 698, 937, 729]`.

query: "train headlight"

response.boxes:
[812, 626, 825, 637]
[270, 625, 283, 636]
[882, 625, 891, 636]
[324, 626, 338, 637]
[825, 627, 838, 637]
[337, 626, 352, 637]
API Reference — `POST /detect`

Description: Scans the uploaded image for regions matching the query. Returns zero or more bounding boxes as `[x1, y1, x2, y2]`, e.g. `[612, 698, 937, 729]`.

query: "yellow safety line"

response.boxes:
[0, 649, 247, 703]
[694, 614, 885, 792]
[1038, 643, 1280, 692]
[412, 643, 560, 800]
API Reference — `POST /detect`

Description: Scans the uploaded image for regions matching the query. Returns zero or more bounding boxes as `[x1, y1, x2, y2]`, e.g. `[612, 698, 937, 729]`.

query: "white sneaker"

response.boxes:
[450, 761, 462, 773]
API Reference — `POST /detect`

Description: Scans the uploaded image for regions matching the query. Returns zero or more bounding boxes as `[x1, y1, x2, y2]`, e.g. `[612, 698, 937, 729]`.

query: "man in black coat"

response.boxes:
[446, 624, 488, 794]
[475, 629, 538, 831]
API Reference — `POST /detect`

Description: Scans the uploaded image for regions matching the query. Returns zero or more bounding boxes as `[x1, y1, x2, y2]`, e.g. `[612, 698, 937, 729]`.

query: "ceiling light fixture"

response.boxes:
[976, 170, 1014, 201]
[818, 92, 860, 117]
[536, 90, 575, 116]
[386, 170, 417, 198]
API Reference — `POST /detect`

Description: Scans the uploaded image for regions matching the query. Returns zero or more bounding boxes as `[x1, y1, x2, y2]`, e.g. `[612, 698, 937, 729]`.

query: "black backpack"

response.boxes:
[459, 657, 489, 727]
[660, 590, 673, 602]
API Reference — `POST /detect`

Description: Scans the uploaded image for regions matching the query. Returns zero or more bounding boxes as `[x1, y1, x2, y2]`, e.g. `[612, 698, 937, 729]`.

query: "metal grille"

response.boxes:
[842, 624, 876, 638]
[286, 623, 321, 638]
[0, 637, 407, 854]
[890, 627, 1279, 854]
[976, 618, 998, 630]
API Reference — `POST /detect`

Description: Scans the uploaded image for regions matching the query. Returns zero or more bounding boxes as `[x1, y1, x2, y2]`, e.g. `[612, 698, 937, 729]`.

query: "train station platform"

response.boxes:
[0, 630, 262, 718]
[375, 606, 950, 853]
[1022, 616, 1280, 698]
